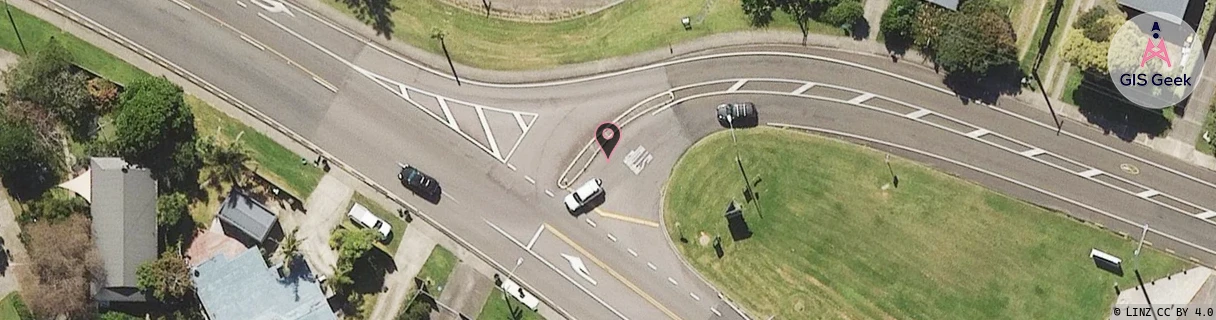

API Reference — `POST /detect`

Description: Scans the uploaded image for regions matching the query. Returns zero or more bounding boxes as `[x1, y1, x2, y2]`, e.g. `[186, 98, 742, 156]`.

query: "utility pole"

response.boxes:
[726, 115, 762, 218]
[432, 29, 461, 86]
[4, 0, 27, 54]
[885, 154, 899, 187]
[1134, 224, 1158, 320]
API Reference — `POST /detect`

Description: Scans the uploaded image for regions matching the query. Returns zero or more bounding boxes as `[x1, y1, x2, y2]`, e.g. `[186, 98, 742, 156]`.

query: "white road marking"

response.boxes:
[690, 292, 700, 301]
[667, 277, 678, 286]
[545, 190, 555, 198]
[249, 0, 294, 16]
[585, 218, 597, 228]
[526, 225, 544, 250]
[1020, 148, 1046, 157]
[1136, 190, 1161, 199]
[311, 77, 337, 92]
[647, 262, 657, 271]
[627, 248, 638, 257]
[905, 109, 932, 119]
[1198, 211, 1216, 219]
[711, 308, 722, 317]
[506, 163, 517, 171]
[524, 176, 536, 184]
[792, 82, 815, 94]
[475, 106, 502, 160]
[236, 1, 247, 8]
[561, 254, 598, 285]
[515, 112, 532, 131]
[438, 98, 459, 130]
[847, 93, 875, 104]
[1078, 169, 1104, 178]
[965, 128, 990, 139]
[238, 35, 265, 51]
[727, 79, 747, 92]
[607, 234, 617, 242]
[171, 0, 192, 10]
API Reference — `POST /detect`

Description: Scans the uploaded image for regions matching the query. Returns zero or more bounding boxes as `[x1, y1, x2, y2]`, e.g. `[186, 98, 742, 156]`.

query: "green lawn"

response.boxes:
[348, 192, 408, 253]
[0, 7, 147, 85]
[190, 96, 324, 199]
[416, 246, 459, 296]
[479, 290, 543, 320]
[664, 128, 1188, 319]
[0, 292, 30, 320]
[1197, 104, 1216, 154]
[323, 0, 834, 70]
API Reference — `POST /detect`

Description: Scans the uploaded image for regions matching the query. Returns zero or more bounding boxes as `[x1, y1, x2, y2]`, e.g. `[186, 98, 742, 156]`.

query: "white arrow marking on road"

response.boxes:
[561, 253, 597, 285]
[250, 0, 294, 17]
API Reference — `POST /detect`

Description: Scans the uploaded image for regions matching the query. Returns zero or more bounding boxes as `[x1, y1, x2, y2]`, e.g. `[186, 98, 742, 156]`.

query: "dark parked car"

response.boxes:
[716, 102, 757, 127]
[397, 164, 440, 200]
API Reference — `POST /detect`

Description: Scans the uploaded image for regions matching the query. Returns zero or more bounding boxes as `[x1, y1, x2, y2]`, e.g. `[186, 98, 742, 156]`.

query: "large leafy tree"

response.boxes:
[328, 228, 379, 292]
[931, 0, 1018, 76]
[156, 192, 188, 228]
[2, 38, 97, 138]
[0, 118, 60, 200]
[742, 0, 777, 27]
[880, 0, 918, 47]
[136, 251, 194, 303]
[114, 77, 200, 191]
[822, 0, 864, 32]
[202, 138, 251, 186]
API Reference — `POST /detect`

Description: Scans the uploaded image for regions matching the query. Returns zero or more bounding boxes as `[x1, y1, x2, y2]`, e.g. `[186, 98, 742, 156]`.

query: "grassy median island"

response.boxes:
[664, 128, 1188, 319]
[324, 0, 826, 70]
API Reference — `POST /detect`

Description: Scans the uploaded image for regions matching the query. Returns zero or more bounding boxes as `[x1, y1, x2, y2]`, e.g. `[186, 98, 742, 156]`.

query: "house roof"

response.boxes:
[922, 0, 959, 10]
[1118, 0, 1188, 24]
[193, 247, 336, 320]
[218, 190, 278, 243]
[89, 157, 158, 302]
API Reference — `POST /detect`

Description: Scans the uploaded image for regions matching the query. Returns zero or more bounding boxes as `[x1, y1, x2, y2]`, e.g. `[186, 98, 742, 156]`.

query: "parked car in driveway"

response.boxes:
[716, 102, 757, 127]
[398, 163, 441, 201]
[564, 178, 603, 214]
[347, 203, 390, 241]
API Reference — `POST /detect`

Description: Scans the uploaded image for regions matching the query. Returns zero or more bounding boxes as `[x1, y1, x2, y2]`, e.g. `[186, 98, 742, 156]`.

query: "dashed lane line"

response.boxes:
[544, 224, 684, 320]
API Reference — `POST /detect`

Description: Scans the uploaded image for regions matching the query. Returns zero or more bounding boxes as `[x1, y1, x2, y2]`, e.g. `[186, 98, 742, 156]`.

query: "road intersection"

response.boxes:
[27, 0, 1216, 318]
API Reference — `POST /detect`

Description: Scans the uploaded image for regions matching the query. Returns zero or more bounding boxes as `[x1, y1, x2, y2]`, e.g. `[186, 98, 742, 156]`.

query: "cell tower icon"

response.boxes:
[1141, 21, 1172, 68]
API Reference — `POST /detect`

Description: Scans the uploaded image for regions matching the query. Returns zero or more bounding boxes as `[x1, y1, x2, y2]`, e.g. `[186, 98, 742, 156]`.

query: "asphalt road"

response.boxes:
[41, 0, 1216, 319]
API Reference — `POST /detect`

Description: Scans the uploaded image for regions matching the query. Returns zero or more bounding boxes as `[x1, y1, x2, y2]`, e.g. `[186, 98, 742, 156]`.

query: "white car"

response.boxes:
[347, 203, 390, 241]
[499, 278, 540, 311]
[564, 178, 604, 213]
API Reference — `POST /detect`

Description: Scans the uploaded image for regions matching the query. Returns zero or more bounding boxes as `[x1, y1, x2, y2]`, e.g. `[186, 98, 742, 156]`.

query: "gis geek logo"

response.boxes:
[1107, 12, 1204, 110]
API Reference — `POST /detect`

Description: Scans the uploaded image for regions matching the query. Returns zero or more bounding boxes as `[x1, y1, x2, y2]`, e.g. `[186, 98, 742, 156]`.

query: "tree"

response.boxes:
[777, 0, 817, 45]
[156, 192, 188, 228]
[742, 0, 777, 27]
[1073, 6, 1107, 33]
[880, 0, 919, 46]
[911, 2, 949, 54]
[931, 0, 1018, 76]
[17, 215, 103, 319]
[821, 0, 864, 34]
[1061, 31, 1110, 73]
[328, 228, 379, 293]
[0, 118, 59, 200]
[136, 251, 194, 303]
[114, 76, 200, 191]
[203, 138, 251, 186]
[279, 227, 302, 274]
[2, 38, 97, 138]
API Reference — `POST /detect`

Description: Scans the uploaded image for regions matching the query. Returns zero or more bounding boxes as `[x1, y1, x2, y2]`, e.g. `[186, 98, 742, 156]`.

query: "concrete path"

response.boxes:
[1117, 267, 1212, 305]
[435, 263, 494, 319]
[440, 0, 621, 21]
[0, 189, 27, 300]
[283, 173, 353, 277]
[368, 222, 438, 320]
[862, 0, 888, 40]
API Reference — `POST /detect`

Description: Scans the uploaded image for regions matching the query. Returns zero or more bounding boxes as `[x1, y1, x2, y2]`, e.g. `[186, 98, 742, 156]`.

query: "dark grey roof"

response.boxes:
[218, 190, 277, 242]
[1118, 0, 1188, 24]
[193, 248, 336, 320]
[922, 0, 959, 10]
[89, 157, 157, 302]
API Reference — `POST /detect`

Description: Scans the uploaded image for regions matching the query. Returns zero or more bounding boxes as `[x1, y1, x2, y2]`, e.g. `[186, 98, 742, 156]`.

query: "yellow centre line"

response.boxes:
[594, 208, 660, 228]
[177, 0, 336, 90]
[543, 223, 683, 320]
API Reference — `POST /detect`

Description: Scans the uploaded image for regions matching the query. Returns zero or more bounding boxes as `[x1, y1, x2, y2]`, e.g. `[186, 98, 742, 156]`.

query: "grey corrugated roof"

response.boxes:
[922, 0, 959, 10]
[218, 191, 277, 242]
[1118, 0, 1189, 24]
[89, 157, 158, 302]
[193, 248, 336, 320]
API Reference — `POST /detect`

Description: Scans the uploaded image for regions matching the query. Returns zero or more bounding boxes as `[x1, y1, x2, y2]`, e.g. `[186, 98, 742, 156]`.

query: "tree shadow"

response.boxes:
[1072, 71, 1171, 141]
[349, 247, 396, 294]
[943, 63, 1025, 105]
[850, 19, 870, 41]
[338, 0, 399, 39]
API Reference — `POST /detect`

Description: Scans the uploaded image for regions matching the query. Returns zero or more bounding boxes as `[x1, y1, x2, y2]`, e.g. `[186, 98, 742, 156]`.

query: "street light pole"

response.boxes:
[1133, 224, 1158, 320]
[431, 29, 461, 86]
[726, 115, 761, 218]
[4, 0, 27, 55]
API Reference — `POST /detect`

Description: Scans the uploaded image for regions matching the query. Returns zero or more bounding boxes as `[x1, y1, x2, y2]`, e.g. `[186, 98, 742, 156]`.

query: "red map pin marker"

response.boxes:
[595, 122, 621, 161]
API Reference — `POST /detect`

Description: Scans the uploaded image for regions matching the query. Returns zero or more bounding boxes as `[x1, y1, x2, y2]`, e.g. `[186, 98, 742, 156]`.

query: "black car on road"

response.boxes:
[716, 102, 757, 127]
[398, 164, 441, 202]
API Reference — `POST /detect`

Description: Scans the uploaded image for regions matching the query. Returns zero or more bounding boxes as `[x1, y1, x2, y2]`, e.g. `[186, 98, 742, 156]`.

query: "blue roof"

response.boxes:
[193, 248, 335, 320]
